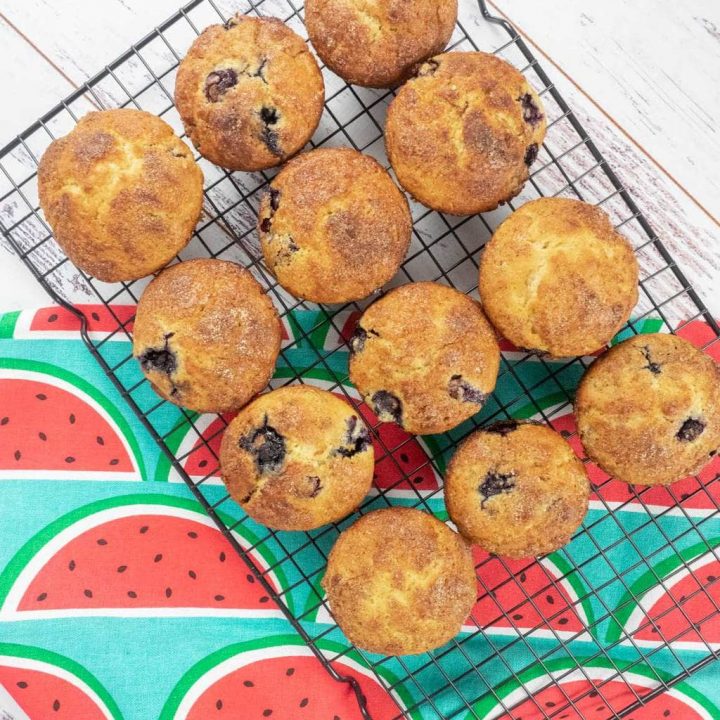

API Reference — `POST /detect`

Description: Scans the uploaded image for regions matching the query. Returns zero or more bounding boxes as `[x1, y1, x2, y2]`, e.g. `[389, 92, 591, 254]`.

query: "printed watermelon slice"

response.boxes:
[467, 547, 592, 640]
[470, 659, 718, 719]
[0, 494, 288, 619]
[159, 635, 415, 720]
[0, 643, 121, 719]
[0, 360, 142, 480]
[609, 540, 720, 651]
[12, 304, 136, 340]
[174, 414, 235, 485]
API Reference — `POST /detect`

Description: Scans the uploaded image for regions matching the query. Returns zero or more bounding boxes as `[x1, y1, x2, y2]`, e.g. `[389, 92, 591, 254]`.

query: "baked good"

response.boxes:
[576, 333, 720, 486]
[220, 386, 374, 531]
[479, 197, 639, 357]
[322, 507, 476, 655]
[175, 15, 324, 171]
[37, 109, 203, 282]
[445, 421, 589, 557]
[349, 282, 500, 435]
[385, 51, 546, 215]
[258, 147, 411, 303]
[132, 259, 280, 414]
[305, 0, 457, 88]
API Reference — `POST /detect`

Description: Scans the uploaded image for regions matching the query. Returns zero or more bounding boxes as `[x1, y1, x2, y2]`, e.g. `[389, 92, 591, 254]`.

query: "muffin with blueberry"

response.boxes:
[385, 51, 546, 215]
[220, 386, 374, 531]
[576, 333, 720, 486]
[258, 147, 411, 303]
[37, 109, 203, 282]
[175, 15, 325, 171]
[349, 282, 500, 435]
[305, 0, 457, 88]
[479, 197, 639, 357]
[133, 259, 281, 414]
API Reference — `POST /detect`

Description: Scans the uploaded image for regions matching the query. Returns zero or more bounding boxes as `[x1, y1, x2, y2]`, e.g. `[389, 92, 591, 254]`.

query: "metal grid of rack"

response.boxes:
[1, 0, 719, 718]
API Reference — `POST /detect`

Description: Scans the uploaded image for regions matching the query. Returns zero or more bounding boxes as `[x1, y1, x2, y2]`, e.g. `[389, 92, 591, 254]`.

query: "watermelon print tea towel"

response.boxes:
[0, 304, 719, 720]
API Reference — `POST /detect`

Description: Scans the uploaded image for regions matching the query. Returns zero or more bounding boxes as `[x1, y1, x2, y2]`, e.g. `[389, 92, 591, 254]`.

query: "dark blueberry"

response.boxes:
[371, 391, 403, 425]
[676, 418, 706, 442]
[205, 68, 238, 102]
[478, 470, 516, 509]
[448, 375, 488, 405]
[259, 106, 282, 156]
[641, 345, 662, 374]
[334, 415, 371, 458]
[518, 93, 544, 126]
[524, 143, 539, 166]
[417, 58, 440, 77]
[349, 325, 378, 354]
[139, 332, 176, 375]
[261, 106, 279, 126]
[486, 420, 519, 436]
[239, 415, 287, 473]
[276, 237, 299, 264]
[269, 187, 281, 211]
[260, 217, 273, 233]
[307, 476, 323, 498]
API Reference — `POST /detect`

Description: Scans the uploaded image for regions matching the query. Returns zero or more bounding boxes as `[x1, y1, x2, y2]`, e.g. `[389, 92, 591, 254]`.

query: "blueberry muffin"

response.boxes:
[175, 15, 325, 171]
[220, 386, 374, 531]
[576, 333, 720, 486]
[258, 148, 411, 303]
[133, 259, 281, 414]
[305, 0, 457, 88]
[322, 507, 476, 655]
[385, 52, 546, 215]
[37, 109, 203, 282]
[479, 198, 639, 358]
[445, 421, 589, 558]
[349, 282, 500, 435]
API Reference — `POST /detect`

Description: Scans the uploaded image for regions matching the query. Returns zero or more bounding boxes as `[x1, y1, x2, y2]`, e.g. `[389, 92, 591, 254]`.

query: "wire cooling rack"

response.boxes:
[1, 1, 720, 718]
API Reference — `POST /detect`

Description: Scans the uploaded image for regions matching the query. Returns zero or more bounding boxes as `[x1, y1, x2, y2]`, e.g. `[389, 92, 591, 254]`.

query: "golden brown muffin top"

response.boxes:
[445, 422, 589, 558]
[37, 109, 203, 283]
[479, 197, 639, 358]
[132, 259, 281, 414]
[220, 386, 374, 531]
[258, 147, 411, 304]
[174, 15, 325, 171]
[349, 282, 500, 435]
[576, 333, 720, 486]
[385, 51, 546, 215]
[322, 507, 476, 655]
[305, 0, 457, 88]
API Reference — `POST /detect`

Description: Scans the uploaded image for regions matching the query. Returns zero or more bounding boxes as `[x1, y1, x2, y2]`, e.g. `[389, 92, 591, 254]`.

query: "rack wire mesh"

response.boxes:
[1, 0, 719, 718]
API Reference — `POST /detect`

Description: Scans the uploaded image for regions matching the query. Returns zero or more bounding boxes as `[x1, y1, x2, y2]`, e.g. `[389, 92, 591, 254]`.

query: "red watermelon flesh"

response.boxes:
[468, 548, 585, 636]
[18, 513, 277, 612]
[185, 652, 401, 720]
[678, 320, 720, 361]
[0, 664, 107, 719]
[180, 414, 235, 479]
[29, 305, 135, 334]
[0, 377, 133, 473]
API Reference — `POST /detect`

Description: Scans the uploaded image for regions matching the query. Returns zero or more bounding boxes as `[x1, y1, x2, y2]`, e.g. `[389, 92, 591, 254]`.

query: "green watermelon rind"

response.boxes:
[157, 633, 418, 720]
[606, 536, 720, 646]
[0, 357, 146, 481]
[0, 642, 122, 720]
[0, 311, 20, 339]
[469, 655, 719, 720]
[0, 493, 293, 616]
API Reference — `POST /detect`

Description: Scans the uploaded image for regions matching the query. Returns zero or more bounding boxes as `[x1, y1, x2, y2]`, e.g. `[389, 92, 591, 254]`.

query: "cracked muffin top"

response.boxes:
[385, 51, 546, 215]
[132, 259, 281, 414]
[445, 422, 589, 558]
[322, 507, 476, 655]
[257, 147, 411, 304]
[479, 197, 639, 358]
[576, 333, 720, 486]
[305, 0, 457, 88]
[348, 282, 500, 435]
[37, 109, 203, 283]
[220, 385, 374, 531]
[174, 15, 325, 171]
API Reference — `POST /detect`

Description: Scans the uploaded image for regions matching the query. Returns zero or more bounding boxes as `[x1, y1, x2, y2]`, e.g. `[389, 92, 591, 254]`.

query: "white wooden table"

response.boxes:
[0, 0, 718, 316]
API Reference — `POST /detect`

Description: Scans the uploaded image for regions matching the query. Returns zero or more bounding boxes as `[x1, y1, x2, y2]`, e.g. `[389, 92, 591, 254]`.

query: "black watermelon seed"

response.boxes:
[198, 459, 208, 468]
[165, 587, 173, 598]
[68, 560, 75, 571]
[708, 575, 717, 582]
[117, 565, 127, 573]
[14, 450, 21, 461]
[36, 393, 47, 400]
[84, 589, 93, 598]
[546, 594, 554, 604]
[589, 690, 599, 698]
[91, 312, 100, 322]
[546, 701, 556, 707]
[128, 591, 137, 599]
[154, 554, 163, 562]
[69, 413, 76, 424]
[37, 592, 47, 602]
[512, 613, 523, 620]
[663, 711, 670, 717]
[519, 572, 527, 583]
[140, 526, 149, 534]
[65, 456, 76, 464]
[219, 552, 226, 562]
[400, 453, 409, 463]
[188, 531, 198, 539]
[216, 699, 223, 710]
[263, 711, 272, 717]
[247, 574, 255, 584]
[558, 617, 569, 625]
[97, 538, 107, 545]
[53, 699, 60, 711]
[188, 570, 197, 579]
[215, 595, 225, 601]
[48, 313, 58, 322]
[413, 476, 423, 484]
[286, 667, 295, 676]
[97, 436, 105, 446]
[16, 681, 27, 688]
[259, 596, 270, 603]
[334, 716, 341, 720]
[39, 431, 47, 441]
[0, 417, 8, 425]
[300, 698, 309, 708]
[244, 680, 254, 687]
[109, 459, 119, 466]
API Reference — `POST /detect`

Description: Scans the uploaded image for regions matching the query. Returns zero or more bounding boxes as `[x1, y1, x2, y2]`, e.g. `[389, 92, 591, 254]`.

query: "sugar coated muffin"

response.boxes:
[479, 197, 639, 357]
[258, 147, 411, 303]
[349, 282, 500, 435]
[133, 259, 281, 414]
[220, 386, 374, 531]
[385, 51, 546, 215]
[37, 109, 203, 282]
[445, 421, 589, 557]
[576, 333, 720, 486]
[175, 15, 324, 171]
[322, 507, 476, 655]
[305, 0, 457, 88]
